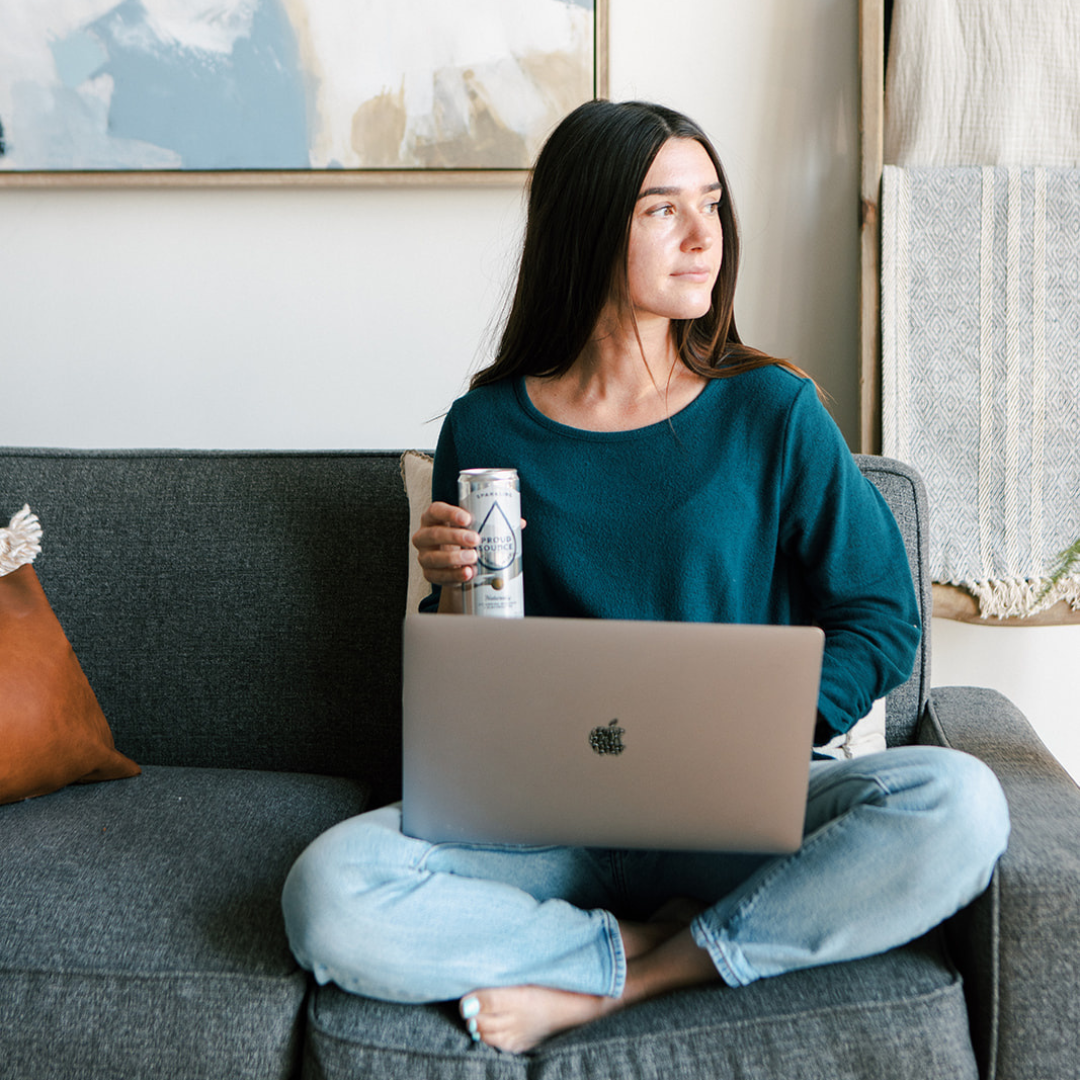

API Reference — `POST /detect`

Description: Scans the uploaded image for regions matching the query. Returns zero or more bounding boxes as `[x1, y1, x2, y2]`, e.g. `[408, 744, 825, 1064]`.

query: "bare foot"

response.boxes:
[460, 898, 716, 1053]
[461, 985, 618, 1053]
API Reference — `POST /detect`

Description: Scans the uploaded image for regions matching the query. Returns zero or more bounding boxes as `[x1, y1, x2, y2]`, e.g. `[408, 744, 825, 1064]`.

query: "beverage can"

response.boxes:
[458, 468, 524, 618]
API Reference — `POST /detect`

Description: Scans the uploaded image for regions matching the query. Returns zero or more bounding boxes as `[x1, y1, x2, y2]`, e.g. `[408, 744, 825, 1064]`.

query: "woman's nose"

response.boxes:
[683, 220, 716, 251]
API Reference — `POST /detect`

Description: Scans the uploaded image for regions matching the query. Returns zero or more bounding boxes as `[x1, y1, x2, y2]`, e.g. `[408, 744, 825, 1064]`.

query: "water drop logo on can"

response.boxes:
[476, 501, 519, 573]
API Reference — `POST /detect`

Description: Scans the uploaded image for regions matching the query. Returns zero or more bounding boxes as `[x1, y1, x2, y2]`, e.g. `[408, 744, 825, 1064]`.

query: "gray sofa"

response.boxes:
[0, 447, 1077, 1080]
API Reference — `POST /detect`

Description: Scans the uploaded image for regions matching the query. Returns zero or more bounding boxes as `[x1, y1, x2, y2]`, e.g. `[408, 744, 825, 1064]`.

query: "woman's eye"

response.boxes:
[647, 204, 675, 217]
[705, 200, 722, 214]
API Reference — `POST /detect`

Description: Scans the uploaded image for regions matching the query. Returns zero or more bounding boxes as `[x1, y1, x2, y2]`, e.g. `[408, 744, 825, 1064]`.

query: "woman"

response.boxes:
[283, 101, 1009, 1054]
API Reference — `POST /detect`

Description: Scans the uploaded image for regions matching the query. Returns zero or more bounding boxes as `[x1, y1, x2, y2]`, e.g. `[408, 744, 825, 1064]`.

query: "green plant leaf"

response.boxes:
[1037, 536, 1080, 604]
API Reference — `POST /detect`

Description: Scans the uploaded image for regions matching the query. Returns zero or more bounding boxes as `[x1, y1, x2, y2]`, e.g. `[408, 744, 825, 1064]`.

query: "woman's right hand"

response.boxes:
[412, 502, 480, 587]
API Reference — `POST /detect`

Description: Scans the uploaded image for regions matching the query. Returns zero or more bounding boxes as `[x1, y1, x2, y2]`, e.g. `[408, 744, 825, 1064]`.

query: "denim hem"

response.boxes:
[602, 909, 628, 997]
[690, 914, 755, 988]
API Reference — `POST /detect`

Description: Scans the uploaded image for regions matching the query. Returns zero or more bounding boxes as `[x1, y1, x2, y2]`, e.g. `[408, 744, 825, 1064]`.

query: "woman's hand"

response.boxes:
[413, 503, 526, 614]
[412, 502, 480, 587]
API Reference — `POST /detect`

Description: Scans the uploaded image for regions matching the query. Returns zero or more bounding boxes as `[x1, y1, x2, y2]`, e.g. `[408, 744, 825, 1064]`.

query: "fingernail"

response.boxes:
[467, 1018, 479, 1035]
[461, 995, 480, 1019]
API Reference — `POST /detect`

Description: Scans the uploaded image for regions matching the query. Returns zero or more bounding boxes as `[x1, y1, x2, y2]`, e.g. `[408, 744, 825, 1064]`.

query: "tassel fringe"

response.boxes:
[0, 505, 43, 577]
[963, 575, 1080, 620]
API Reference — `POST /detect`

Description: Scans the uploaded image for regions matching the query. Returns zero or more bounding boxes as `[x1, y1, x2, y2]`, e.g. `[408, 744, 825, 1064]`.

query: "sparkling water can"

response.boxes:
[458, 468, 524, 617]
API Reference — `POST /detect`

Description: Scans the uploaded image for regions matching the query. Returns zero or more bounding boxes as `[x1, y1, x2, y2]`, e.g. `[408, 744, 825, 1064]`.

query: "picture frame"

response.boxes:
[0, 0, 608, 188]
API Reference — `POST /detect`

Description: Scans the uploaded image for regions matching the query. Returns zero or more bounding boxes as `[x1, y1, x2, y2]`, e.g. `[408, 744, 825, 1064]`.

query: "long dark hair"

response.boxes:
[470, 100, 812, 391]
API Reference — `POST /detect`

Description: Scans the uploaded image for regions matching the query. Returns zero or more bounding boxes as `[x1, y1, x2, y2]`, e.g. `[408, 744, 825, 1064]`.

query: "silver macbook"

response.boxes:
[401, 615, 824, 853]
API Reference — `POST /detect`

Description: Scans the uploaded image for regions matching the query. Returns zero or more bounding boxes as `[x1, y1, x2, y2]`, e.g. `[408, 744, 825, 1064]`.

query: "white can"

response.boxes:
[458, 468, 524, 618]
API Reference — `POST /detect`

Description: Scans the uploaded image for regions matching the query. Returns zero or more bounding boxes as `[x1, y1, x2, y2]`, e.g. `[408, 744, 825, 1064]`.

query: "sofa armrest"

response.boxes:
[918, 686, 1080, 1080]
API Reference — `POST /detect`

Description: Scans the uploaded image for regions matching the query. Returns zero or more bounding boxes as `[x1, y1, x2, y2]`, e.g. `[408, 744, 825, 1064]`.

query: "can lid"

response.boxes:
[458, 468, 519, 482]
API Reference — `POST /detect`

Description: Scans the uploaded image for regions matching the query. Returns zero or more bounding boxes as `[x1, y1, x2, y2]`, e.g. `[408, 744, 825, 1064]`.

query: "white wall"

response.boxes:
[2, 183, 524, 451]
[2, 0, 1076, 782]
[932, 620, 1080, 784]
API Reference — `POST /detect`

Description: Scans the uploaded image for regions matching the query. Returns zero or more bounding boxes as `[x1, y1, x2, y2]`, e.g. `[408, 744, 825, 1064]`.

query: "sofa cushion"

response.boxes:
[301, 932, 977, 1080]
[0, 450, 411, 802]
[0, 764, 368, 1080]
[401, 450, 435, 616]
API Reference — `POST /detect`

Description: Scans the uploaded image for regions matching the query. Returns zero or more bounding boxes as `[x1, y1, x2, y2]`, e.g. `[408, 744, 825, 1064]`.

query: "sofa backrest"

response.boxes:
[0, 449, 930, 803]
[0, 449, 411, 804]
[855, 455, 932, 745]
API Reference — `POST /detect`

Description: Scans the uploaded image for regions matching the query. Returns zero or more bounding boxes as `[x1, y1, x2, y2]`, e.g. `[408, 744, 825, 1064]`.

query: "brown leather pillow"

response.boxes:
[0, 563, 140, 804]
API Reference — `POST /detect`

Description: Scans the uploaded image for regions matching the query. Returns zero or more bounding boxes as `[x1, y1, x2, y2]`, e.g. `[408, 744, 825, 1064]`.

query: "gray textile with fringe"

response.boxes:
[881, 164, 1080, 618]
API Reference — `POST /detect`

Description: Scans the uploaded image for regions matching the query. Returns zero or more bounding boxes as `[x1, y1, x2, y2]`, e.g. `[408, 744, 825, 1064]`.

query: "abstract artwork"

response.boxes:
[0, 0, 604, 180]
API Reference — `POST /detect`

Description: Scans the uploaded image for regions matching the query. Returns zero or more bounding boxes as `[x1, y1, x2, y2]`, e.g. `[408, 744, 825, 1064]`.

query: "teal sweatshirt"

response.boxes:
[422, 366, 921, 741]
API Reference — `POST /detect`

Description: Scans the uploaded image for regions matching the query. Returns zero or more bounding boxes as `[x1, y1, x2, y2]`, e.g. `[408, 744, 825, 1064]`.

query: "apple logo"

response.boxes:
[589, 719, 626, 756]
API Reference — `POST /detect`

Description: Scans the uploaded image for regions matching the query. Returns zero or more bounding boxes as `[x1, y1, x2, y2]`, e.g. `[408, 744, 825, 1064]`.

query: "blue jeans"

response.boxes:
[282, 745, 1009, 1003]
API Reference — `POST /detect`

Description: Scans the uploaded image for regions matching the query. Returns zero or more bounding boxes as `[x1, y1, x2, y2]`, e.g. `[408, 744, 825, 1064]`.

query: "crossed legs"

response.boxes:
[283, 745, 1009, 1054]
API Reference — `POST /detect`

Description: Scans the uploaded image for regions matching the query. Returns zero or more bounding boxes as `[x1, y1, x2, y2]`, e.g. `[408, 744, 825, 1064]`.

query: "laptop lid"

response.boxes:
[401, 615, 823, 853]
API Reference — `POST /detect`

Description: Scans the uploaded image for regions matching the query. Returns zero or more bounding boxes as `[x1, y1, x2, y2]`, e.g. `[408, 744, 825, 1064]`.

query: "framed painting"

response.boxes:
[0, 0, 607, 186]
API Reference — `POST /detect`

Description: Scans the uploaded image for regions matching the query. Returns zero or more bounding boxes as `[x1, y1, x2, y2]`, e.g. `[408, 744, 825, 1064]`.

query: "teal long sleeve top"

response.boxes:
[422, 366, 921, 742]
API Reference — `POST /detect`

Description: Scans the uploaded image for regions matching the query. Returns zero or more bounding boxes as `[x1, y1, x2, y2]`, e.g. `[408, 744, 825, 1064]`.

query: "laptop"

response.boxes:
[401, 614, 824, 853]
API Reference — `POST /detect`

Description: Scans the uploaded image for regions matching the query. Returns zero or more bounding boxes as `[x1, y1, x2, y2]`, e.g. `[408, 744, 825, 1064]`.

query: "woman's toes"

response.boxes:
[460, 994, 482, 1041]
